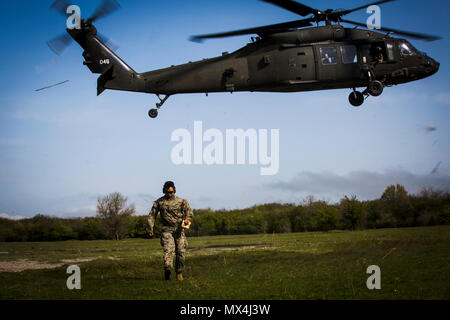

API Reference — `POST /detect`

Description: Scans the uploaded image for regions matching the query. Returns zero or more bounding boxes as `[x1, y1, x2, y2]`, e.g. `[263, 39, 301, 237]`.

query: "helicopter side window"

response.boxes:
[399, 41, 416, 56]
[386, 43, 395, 61]
[370, 43, 387, 63]
[340, 45, 357, 64]
[320, 47, 337, 65]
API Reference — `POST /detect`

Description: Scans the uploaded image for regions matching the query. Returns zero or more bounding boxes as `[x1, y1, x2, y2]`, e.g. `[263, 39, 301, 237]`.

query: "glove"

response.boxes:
[182, 219, 191, 229]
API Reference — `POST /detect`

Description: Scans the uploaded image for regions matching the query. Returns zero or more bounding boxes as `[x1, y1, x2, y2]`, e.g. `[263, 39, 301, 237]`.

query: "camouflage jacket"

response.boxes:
[147, 195, 193, 232]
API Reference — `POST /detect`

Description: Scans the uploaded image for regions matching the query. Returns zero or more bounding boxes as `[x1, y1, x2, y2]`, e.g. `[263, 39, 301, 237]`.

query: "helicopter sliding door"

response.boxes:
[337, 44, 360, 81]
[316, 45, 338, 82]
[315, 44, 360, 84]
[295, 46, 315, 81]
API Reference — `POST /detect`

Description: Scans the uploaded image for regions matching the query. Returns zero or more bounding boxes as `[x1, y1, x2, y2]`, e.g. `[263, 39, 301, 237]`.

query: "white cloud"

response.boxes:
[60, 205, 97, 218]
[0, 213, 27, 220]
[268, 169, 450, 201]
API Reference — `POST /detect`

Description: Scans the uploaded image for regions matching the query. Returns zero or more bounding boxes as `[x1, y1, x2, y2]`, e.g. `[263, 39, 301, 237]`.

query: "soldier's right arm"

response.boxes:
[147, 201, 159, 233]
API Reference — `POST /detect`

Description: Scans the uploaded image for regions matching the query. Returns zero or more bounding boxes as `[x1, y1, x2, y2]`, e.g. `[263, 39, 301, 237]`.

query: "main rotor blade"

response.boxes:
[260, 0, 318, 17]
[340, 0, 396, 16]
[47, 33, 73, 55]
[340, 19, 442, 41]
[50, 0, 71, 16]
[190, 18, 313, 42]
[88, 0, 120, 23]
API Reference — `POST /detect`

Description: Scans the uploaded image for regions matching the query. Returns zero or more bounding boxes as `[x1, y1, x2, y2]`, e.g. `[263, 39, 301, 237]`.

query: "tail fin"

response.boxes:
[67, 26, 144, 95]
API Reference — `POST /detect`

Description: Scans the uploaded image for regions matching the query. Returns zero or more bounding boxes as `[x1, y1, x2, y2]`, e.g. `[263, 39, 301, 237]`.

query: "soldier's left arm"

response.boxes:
[147, 201, 159, 232]
[182, 199, 193, 220]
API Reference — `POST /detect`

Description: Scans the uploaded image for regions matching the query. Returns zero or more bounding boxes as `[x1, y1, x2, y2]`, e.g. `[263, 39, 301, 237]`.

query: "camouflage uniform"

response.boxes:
[147, 195, 193, 274]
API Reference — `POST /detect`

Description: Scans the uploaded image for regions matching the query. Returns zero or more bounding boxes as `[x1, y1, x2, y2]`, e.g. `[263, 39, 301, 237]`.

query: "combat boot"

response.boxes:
[164, 270, 171, 280]
[176, 273, 184, 281]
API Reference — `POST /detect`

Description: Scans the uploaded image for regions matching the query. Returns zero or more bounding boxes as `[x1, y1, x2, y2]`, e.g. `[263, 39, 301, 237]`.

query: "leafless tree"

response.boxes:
[96, 192, 135, 240]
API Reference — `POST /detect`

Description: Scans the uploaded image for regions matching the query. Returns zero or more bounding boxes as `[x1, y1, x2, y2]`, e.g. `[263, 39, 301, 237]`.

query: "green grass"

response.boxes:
[0, 226, 449, 299]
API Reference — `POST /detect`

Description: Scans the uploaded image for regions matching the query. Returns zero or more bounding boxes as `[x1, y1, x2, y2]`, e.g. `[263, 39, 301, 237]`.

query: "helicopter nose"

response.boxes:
[424, 56, 440, 75]
[433, 60, 440, 73]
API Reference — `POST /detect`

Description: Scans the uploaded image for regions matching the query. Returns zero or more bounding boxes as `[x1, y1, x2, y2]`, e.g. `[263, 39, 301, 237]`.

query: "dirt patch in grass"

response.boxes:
[205, 243, 261, 249]
[61, 256, 122, 263]
[0, 259, 64, 273]
[187, 245, 281, 256]
[206, 245, 257, 250]
[60, 257, 97, 263]
[0, 256, 116, 272]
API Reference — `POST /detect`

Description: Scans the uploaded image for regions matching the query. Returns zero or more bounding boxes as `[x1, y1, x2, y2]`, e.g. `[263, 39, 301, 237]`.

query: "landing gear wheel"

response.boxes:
[147, 94, 171, 119]
[349, 91, 364, 107]
[148, 108, 158, 118]
[368, 80, 384, 96]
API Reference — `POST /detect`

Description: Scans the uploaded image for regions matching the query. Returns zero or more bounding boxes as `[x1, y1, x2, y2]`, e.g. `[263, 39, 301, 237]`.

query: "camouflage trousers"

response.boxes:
[160, 229, 188, 274]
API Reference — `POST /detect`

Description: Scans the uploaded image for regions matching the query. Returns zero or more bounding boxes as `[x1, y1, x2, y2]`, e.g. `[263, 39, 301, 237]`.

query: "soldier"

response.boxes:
[147, 181, 193, 281]
[373, 45, 384, 64]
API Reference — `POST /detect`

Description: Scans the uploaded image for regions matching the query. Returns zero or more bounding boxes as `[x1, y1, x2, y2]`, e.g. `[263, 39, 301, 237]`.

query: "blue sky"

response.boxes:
[0, 0, 449, 219]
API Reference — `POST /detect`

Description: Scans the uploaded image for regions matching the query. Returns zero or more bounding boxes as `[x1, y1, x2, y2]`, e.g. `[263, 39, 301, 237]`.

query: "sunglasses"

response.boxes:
[167, 191, 174, 194]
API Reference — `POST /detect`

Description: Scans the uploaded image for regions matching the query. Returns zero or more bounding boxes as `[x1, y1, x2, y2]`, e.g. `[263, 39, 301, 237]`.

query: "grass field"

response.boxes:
[0, 226, 449, 299]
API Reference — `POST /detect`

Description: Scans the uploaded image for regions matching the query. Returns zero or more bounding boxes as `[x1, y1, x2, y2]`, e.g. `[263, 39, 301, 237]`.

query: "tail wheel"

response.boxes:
[349, 91, 364, 107]
[368, 80, 384, 96]
[148, 94, 171, 119]
[148, 108, 158, 118]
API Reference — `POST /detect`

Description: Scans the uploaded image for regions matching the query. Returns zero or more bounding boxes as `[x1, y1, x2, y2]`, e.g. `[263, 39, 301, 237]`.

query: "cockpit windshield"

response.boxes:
[398, 41, 417, 56]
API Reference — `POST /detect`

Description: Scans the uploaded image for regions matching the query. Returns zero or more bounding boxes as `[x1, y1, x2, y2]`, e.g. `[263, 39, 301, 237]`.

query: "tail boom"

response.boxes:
[67, 26, 145, 95]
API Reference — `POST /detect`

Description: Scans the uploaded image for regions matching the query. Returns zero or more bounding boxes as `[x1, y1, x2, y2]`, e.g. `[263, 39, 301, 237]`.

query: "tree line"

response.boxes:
[0, 185, 449, 242]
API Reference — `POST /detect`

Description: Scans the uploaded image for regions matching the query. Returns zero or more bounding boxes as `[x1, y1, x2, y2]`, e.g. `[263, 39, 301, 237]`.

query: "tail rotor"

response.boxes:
[47, 0, 121, 55]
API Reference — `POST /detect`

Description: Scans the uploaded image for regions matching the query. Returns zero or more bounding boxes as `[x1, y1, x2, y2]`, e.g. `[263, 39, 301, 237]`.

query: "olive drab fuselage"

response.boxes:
[67, 24, 439, 115]
[134, 25, 439, 95]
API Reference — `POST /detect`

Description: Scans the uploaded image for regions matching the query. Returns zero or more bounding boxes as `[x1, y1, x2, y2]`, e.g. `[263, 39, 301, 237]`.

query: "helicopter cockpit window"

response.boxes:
[320, 47, 337, 65]
[399, 41, 416, 56]
[341, 45, 357, 64]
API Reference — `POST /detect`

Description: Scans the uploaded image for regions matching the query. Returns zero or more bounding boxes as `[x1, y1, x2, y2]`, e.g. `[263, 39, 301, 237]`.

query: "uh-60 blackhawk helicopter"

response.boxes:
[48, 0, 441, 118]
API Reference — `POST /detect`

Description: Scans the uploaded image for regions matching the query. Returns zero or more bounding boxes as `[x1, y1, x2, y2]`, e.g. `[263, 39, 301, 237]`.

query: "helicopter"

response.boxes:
[47, 0, 441, 118]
